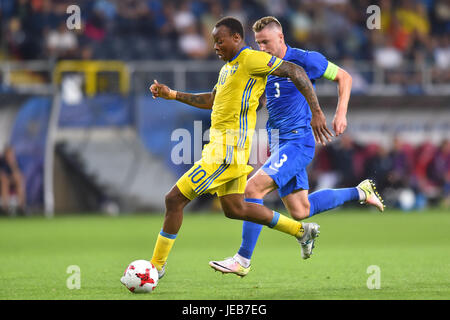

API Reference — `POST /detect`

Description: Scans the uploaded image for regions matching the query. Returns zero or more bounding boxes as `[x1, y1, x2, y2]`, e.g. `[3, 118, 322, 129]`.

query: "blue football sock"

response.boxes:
[237, 198, 264, 260]
[308, 188, 359, 217]
[236, 188, 359, 259]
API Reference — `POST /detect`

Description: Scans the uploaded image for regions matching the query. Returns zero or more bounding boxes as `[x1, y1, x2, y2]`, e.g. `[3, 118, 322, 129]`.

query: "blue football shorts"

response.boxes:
[261, 134, 315, 198]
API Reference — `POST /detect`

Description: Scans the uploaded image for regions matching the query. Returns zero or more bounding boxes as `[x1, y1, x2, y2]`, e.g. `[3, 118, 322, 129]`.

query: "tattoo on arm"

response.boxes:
[271, 61, 321, 113]
[175, 91, 214, 109]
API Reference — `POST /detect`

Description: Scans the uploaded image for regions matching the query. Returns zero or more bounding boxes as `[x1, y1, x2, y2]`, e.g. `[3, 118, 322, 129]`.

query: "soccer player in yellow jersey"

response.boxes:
[149, 17, 333, 279]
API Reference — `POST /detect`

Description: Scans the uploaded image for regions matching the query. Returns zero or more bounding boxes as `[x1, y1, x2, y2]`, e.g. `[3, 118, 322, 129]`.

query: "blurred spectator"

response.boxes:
[432, 35, 450, 83]
[373, 35, 404, 69]
[157, 1, 177, 38]
[379, 0, 393, 32]
[174, 1, 196, 32]
[115, 0, 154, 36]
[226, 0, 248, 28]
[388, 14, 412, 52]
[428, 140, 450, 206]
[93, 0, 117, 21]
[11, 0, 32, 22]
[289, 2, 314, 44]
[322, 1, 353, 40]
[258, 0, 289, 18]
[364, 144, 392, 190]
[178, 23, 210, 59]
[5, 17, 27, 59]
[201, 1, 223, 38]
[431, 0, 450, 35]
[395, 0, 430, 36]
[340, 56, 369, 94]
[84, 7, 108, 42]
[328, 134, 359, 187]
[387, 136, 413, 187]
[433, 35, 450, 68]
[45, 21, 78, 59]
[0, 146, 27, 215]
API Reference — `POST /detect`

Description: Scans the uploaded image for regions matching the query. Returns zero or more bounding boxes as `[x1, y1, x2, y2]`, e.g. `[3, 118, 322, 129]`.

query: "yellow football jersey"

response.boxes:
[210, 46, 283, 149]
[176, 47, 283, 200]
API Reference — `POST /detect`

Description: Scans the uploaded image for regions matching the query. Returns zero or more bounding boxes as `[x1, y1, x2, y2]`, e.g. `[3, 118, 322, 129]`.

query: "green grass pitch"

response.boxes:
[0, 209, 449, 300]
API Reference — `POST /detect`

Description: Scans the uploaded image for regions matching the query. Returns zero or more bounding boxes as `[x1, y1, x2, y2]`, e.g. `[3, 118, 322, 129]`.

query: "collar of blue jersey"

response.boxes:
[283, 44, 292, 59]
[228, 46, 250, 62]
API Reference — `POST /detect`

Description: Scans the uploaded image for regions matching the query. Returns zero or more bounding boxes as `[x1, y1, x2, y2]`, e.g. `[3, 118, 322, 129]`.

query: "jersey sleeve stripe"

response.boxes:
[267, 59, 283, 75]
[240, 79, 257, 148]
[239, 79, 253, 148]
[238, 78, 255, 148]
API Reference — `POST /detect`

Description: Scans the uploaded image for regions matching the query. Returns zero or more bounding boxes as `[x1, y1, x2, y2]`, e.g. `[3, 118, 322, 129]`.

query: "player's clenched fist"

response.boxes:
[149, 80, 177, 100]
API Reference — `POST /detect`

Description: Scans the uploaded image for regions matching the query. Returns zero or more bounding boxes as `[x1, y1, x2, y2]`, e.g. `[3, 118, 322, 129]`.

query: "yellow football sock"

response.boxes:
[269, 211, 304, 238]
[151, 230, 177, 270]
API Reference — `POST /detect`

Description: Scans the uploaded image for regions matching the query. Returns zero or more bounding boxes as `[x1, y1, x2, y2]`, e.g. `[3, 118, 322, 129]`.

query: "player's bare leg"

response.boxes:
[246, 170, 312, 221]
[244, 168, 278, 199]
[281, 189, 311, 220]
[151, 185, 190, 279]
[162, 185, 191, 235]
[219, 193, 273, 224]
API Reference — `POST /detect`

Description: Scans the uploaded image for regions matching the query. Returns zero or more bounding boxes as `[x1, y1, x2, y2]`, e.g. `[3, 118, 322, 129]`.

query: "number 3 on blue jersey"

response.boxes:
[274, 82, 280, 98]
[269, 154, 287, 171]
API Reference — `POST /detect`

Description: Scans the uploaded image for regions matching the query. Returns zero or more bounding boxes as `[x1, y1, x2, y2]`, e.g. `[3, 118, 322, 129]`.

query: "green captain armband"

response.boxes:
[323, 61, 339, 81]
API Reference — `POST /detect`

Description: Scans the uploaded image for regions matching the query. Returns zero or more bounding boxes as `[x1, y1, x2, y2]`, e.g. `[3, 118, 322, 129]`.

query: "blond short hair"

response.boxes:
[252, 16, 282, 32]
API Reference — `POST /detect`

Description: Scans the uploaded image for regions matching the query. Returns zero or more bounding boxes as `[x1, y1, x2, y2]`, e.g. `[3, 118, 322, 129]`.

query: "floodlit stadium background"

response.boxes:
[0, 0, 448, 217]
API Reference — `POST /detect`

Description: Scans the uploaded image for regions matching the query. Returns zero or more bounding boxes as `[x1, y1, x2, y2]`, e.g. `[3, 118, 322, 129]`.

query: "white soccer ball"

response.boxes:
[120, 260, 158, 293]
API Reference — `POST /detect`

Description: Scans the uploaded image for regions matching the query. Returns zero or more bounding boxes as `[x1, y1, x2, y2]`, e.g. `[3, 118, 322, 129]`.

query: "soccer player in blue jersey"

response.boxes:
[209, 16, 385, 277]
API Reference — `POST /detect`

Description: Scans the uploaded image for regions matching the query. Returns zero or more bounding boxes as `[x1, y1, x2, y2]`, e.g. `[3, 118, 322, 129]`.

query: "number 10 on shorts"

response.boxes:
[188, 165, 206, 184]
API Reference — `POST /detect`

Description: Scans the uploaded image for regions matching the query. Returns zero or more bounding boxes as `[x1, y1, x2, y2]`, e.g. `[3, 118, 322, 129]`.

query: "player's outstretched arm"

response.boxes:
[270, 61, 333, 145]
[150, 80, 214, 110]
[331, 67, 352, 136]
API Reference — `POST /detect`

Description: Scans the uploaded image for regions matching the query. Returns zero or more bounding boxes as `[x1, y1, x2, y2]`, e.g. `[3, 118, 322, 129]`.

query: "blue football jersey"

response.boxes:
[266, 45, 329, 143]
